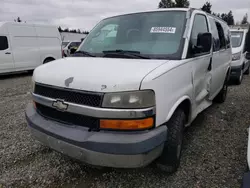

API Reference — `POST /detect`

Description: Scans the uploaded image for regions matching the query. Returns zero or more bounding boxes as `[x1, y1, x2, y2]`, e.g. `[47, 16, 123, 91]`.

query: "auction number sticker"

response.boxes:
[150, 27, 176, 33]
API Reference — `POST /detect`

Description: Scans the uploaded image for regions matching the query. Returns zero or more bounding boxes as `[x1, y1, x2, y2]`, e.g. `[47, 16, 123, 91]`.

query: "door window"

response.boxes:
[223, 24, 231, 49]
[209, 17, 220, 52]
[0, 36, 8, 50]
[189, 14, 209, 56]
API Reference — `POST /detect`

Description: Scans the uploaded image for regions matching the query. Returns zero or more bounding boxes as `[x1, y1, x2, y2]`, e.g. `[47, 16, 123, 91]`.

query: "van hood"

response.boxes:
[33, 57, 168, 92]
[232, 47, 242, 54]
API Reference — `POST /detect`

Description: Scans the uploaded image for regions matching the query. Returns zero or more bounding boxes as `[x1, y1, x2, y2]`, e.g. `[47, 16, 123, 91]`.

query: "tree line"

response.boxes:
[58, 26, 89, 34]
[158, 0, 249, 26]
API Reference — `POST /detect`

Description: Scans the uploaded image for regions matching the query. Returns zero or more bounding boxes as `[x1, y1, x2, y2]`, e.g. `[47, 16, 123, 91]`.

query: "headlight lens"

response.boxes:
[102, 90, 155, 109]
[232, 52, 241, 61]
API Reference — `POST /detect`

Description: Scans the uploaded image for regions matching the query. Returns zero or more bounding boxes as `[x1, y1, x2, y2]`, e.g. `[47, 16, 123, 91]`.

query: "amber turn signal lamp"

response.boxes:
[100, 118, 154, 130]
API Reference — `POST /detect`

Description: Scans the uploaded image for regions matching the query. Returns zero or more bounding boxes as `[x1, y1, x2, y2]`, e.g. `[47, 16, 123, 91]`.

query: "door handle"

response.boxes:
[208, 58, 212, 71]
[5, 52, 11, 55]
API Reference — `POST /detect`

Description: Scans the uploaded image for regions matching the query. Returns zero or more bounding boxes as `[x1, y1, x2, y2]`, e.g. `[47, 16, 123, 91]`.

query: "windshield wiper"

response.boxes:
[103, 49, 151, 59]
[72, 51, 96, 57]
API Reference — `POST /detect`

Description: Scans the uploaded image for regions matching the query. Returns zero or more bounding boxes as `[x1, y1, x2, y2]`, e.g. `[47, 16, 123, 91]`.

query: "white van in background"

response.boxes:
[0, 22, 62, 74]
[230, 29, 250, 84]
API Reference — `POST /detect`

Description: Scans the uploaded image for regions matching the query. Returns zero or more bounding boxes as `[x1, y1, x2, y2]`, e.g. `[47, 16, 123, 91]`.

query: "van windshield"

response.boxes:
[231, 31, 244, 48]
[78, 11, 187, 59]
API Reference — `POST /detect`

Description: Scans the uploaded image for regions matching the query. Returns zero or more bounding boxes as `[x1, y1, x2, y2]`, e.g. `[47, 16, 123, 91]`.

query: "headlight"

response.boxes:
[102, 90, 155, 109]
[232, 52, 241, 61]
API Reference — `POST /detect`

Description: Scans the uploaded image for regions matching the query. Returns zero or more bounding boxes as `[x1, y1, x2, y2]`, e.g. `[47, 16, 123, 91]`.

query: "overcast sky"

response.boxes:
[1, 0, 249, 31]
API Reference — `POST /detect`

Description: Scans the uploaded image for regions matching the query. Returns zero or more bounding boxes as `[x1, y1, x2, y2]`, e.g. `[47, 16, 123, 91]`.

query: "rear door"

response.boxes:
[0, 35, 14, 73]
[208, 17, 225, 98]
[215, 21, 231, 91]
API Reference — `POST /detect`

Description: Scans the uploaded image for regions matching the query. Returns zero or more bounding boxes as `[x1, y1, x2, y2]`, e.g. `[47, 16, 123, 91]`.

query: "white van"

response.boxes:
[230, 29, 250, 84]
[0, 22, 62, 74]
[26, 8, 232, 173]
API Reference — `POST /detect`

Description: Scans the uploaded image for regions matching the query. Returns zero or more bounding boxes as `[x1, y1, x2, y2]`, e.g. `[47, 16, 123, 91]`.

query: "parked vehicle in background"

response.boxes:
[26, 8, 232, 173]
[230, 28, 249, 84]
[0, 22, 62, 74]
[62, 41, 82, 57]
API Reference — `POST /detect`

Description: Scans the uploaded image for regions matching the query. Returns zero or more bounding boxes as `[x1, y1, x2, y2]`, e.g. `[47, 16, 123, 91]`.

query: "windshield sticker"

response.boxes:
[150, 27, 176, 34]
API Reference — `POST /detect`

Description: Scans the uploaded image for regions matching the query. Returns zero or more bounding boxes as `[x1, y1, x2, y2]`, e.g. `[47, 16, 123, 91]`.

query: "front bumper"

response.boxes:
[26, 104, 167, 168]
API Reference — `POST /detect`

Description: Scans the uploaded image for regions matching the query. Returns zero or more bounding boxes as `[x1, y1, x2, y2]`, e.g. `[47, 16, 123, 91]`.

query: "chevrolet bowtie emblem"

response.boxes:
[52, 100, 68, 111]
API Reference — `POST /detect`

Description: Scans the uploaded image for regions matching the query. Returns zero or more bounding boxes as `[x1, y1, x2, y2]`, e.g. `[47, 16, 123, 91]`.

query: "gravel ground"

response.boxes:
[0, 73, 250, 188]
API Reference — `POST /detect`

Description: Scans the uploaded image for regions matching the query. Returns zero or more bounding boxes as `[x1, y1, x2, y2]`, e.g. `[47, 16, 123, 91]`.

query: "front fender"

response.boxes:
[166, 95, 191, 122]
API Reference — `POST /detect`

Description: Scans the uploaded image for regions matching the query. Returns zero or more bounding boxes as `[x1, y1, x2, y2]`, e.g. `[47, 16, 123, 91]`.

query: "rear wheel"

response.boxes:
[214, 74, 229, 103]
[43, 58, 55, 64]
[156, 108, 186, 173]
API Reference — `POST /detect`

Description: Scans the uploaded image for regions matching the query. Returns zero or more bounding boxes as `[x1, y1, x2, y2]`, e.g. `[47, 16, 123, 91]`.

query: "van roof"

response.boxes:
[102, 8, 227, 25]
[111, 8, 190, 15]
[0, 21, 57, 28]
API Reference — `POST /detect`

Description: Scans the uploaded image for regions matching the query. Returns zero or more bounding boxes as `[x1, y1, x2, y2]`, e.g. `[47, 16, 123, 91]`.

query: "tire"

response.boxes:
[43, 58, 54, 64]
[214, 75, 228, 103]
[236, 69, 243, 85]
[156, 108, 186, 173]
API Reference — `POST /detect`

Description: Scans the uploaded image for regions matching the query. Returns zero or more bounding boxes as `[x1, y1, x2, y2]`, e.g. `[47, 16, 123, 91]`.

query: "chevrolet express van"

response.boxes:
[0, 22, 62, 74]
[230, 29, 250, 84]
[26, 8, 232, 173]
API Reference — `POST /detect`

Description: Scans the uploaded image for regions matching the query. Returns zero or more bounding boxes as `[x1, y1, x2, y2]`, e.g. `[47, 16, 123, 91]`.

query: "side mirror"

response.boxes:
[246, 52, 250, 60]
[194, 32, 212, 54]
[70, 47, 77, 54]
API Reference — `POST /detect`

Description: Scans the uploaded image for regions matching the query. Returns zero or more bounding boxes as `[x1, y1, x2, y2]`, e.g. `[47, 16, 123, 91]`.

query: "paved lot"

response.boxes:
[0, 73, 250, 188]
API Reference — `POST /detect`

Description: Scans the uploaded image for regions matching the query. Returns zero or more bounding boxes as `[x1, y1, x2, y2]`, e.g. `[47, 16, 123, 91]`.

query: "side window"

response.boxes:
[191, 14, 209, 47]
[223, 25, 231, 49]
[215, 21, 226, 50]
[0, 36, 9, 51]
[209, 17, 220, 52]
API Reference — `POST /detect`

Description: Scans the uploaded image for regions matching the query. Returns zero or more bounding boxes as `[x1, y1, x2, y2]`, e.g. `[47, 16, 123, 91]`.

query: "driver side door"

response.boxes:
[188, 13, 213, 111]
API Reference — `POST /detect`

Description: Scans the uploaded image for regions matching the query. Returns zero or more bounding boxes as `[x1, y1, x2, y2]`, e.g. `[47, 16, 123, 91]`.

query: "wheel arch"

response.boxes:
[166, 96, 192, 124]
[43, 56, 56, 64]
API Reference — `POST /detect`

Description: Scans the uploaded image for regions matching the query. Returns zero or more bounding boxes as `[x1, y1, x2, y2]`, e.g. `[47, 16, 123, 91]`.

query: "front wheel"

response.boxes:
[236, 69, 243, 85]
[156, 109, 186, 173]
